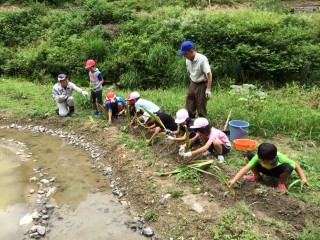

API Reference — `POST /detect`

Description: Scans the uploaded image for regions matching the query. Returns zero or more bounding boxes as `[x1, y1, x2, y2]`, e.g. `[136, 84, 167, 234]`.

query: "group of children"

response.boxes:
[110, 90, 310, 192]
[53, 59, 310, 193]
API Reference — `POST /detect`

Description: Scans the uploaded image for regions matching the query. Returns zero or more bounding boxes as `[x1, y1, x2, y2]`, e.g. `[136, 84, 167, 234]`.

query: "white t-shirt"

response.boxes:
[186, 52, 211, 83]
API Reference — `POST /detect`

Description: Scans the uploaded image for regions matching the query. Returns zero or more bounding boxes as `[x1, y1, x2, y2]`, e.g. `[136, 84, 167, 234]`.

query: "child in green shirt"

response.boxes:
[229, 143, 309, 192]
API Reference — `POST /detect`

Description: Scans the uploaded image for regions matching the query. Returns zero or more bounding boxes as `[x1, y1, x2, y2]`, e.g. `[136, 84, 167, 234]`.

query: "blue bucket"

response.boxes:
[229, 120, 249, 141]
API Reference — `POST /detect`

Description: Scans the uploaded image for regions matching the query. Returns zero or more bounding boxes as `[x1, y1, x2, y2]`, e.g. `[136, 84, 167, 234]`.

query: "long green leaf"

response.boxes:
[288, 179, 303, 191]
[184, 125, 192, 152]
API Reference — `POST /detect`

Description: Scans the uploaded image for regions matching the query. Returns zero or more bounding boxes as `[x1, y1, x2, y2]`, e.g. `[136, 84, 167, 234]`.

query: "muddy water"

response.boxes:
[0, 129, 144, 240]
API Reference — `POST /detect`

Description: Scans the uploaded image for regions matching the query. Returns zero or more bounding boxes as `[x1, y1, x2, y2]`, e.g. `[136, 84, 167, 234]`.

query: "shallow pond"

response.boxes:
[0, 129, 144, 240]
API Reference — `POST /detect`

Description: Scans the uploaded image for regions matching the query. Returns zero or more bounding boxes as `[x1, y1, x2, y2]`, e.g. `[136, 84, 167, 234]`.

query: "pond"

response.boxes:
[0, 128, 145, 240]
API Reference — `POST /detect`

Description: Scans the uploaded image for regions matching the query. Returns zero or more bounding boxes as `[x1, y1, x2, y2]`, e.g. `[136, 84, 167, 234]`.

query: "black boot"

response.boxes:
[67, 106, 76, 117]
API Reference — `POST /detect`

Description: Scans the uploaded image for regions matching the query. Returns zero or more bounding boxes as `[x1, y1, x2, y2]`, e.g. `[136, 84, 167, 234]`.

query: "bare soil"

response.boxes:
[1, 111, 319, 240]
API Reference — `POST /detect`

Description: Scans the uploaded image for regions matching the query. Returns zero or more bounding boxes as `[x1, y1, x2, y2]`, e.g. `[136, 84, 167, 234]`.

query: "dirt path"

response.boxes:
[1, 112, 319, 239]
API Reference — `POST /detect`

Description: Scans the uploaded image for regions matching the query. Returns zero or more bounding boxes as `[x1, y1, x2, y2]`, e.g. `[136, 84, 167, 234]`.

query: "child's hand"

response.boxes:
[182, 151, 192, 158]
[302, 179, 310, 187]
[178, 145, 185, 155]
[228, 179, 236, 188]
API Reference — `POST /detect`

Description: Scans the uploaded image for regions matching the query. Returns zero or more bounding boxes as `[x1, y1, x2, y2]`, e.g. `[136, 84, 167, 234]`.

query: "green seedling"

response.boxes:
[210, 165, 236, 198]
[158, 160, 214, 183]
[184, 125, 192, 152]
[288, 179, 305, 191]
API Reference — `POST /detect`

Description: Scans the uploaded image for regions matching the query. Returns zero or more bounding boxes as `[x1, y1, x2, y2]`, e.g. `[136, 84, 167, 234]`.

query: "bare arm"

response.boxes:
[189, 139, 211, 156]
[108, 110, 112, 123]
[147, 126, 160, 144]
[174, 132, 186, 142]
[229, 165, 251, 188]
[295, 163, 309, 186]
[207, 72, 212, 90]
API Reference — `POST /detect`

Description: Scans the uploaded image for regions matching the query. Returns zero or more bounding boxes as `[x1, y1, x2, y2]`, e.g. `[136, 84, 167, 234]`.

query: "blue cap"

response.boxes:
[57, 74, 67, 81]
[178, 41, 195, 57]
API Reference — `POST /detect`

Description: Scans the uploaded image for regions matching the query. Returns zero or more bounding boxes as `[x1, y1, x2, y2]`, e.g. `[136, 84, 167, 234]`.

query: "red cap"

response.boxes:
[106, 92, 116, 102]
[85, 59, 96, 69]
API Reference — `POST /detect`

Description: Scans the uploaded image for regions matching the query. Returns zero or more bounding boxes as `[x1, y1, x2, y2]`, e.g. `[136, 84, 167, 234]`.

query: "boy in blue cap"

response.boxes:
[178, 41, 213, 119]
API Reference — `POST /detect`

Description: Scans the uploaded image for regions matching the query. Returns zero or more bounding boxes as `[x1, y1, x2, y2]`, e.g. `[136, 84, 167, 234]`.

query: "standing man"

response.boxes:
[178, 41, 212, 118]
[52, 74, 88, 117]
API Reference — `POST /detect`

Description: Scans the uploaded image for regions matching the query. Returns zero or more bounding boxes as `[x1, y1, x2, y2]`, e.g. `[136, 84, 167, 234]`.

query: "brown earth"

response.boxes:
[1, 111, 319, 240]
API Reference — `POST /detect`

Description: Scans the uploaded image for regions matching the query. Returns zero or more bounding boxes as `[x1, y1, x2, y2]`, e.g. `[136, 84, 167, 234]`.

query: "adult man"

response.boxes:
[178, 41, 212, 118]
[52, 74, 88, 117]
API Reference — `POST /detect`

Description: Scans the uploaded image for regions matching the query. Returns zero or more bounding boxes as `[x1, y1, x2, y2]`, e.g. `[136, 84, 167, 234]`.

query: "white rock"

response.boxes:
[19, 213, 33, 225]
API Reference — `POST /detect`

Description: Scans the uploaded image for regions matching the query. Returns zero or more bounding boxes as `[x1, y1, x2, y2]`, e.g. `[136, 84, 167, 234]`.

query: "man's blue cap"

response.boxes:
[57, 74, 67, 81]
[178, 41, 195, 57]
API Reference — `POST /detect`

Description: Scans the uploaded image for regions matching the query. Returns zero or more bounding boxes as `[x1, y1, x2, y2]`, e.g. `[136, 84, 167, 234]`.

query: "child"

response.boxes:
[105, 92, 126, 123]
[85, 59, 104, 116]
[126, 91, 160, 127]
[144, 112, 178, 144]
[228, 143, 309, 192]
[52, 74, 88, 117]
[180, 117, 231, 163]
[166, 109, 198, 143]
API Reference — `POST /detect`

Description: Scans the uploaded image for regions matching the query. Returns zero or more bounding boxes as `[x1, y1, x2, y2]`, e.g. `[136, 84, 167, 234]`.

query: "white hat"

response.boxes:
[190, 117, 209, 129]
[175, 109, 189, 124]
[127, 91, 140, 100]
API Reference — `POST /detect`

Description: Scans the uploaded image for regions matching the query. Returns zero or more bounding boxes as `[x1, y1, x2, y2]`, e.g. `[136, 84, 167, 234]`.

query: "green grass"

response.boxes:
[1, 78, 318, 143]
[211, 201, 261, 239]
[1, 77, 320, 239]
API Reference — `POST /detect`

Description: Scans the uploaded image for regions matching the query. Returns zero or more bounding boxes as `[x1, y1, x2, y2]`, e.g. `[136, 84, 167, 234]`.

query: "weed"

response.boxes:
[146, 181, 157, 191]
[147, 161, 156, 167]
[198, 223, 207, 230]
[211, 201, 260, 239]
[181, 217, 189, 226]
[191, 186, 203, 194]
[171, 190, 184, 198]
[143, 209, 159, 222]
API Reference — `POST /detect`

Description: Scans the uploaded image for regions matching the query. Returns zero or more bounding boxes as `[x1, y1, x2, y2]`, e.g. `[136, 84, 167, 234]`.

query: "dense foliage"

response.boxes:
[0, 0, 319, 88]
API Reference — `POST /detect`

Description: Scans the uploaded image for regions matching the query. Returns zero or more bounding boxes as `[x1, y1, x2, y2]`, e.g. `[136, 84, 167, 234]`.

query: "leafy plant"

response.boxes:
[158, 160, 213, 183]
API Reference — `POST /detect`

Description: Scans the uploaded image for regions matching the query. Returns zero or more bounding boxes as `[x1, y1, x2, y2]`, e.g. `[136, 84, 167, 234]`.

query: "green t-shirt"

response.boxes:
[248, 152, 296, 170]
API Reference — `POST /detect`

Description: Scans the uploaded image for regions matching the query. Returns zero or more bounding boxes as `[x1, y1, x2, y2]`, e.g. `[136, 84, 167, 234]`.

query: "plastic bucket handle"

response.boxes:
[239, 127, 248, 134]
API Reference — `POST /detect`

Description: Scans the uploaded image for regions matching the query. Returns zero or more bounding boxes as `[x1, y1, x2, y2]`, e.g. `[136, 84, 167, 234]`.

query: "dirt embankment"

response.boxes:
[1, 112, 319, 239]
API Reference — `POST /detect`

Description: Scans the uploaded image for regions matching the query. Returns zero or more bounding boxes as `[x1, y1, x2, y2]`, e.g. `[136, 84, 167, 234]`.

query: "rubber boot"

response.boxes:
[68, 106, 76, 117]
